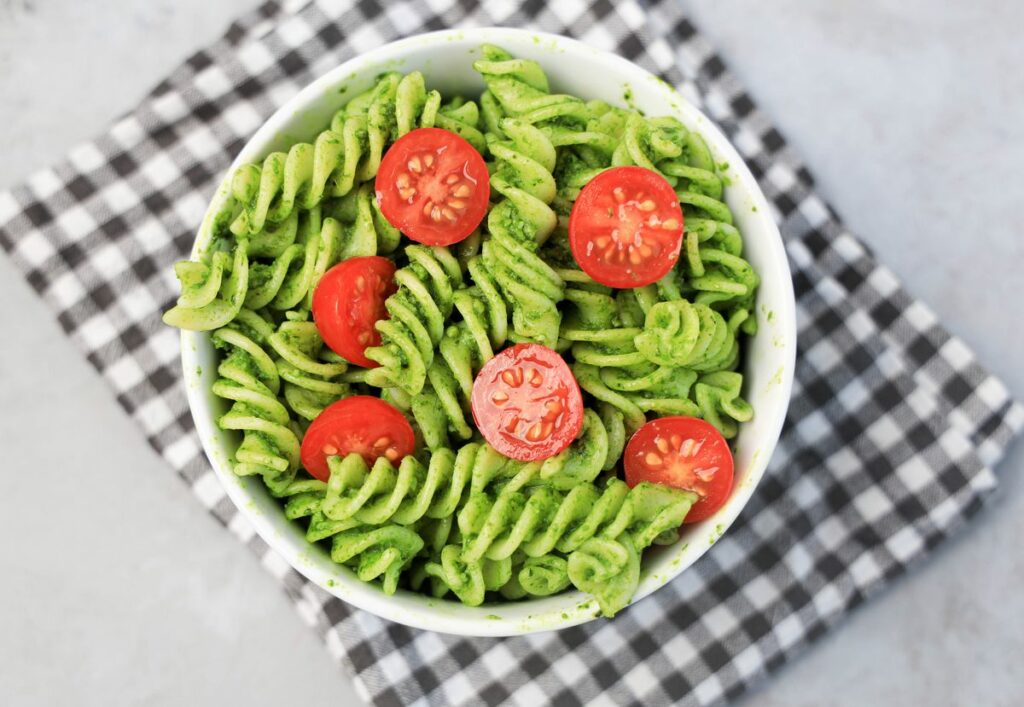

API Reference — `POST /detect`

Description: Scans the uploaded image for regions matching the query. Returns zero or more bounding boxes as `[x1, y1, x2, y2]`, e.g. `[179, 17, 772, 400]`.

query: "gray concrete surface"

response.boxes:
[1, 0, 1020, 705]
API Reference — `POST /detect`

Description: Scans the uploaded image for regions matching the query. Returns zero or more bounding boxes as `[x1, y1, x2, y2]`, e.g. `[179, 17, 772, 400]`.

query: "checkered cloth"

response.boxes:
[2, 0, 1021, 704]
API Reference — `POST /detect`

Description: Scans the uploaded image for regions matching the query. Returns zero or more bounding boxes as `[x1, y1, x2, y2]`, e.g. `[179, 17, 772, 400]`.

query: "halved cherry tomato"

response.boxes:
[312, 256, 396, 368]
[471, 344, 584, 461]
[568, 166, 684, 288]
[300, 396, 415, 481]
[624, 417, 733, 524]
[375, 127, 489, 246]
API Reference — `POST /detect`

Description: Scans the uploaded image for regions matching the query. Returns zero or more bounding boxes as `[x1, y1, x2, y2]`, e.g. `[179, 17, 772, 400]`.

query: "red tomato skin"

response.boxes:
[569, 166, 684, 288]
[300, 396, 415, 481]
[471, 344, 584, 462]
[312, 256, 396, 368]
[624, 416, 734, 524]
[375, 127, 490, 246]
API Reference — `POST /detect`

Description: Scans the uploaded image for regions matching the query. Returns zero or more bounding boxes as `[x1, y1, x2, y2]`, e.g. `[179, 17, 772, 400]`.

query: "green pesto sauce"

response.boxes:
[709, 523, 725, 546]
[621, 85, 644, 115]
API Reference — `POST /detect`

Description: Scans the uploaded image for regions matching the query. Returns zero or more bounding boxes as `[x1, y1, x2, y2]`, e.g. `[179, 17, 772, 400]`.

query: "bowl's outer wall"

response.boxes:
[181, 28, 796, 636]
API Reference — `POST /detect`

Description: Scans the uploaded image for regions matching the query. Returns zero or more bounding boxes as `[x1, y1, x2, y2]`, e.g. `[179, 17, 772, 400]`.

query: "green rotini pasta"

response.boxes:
[163, 45, 762, 617]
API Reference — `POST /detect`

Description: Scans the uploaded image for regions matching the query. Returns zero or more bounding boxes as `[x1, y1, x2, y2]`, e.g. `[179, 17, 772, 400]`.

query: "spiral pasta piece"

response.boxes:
[417, 545, 513, 606]
[611, 114, 689, 176]
[363, 245, 464, 395]
[476, 119, 564, 347]
[315, 441, 531, 527]
[320, 447, 472, 527]
[634, 299, 739, 371]
[567, 535, 640, 618]
[393, 71, 487, 153]
[516, 555, 571, 596]
[693, 370, 754, 439]
[560, 280, 697, 430]
[163, 239, 249, 331]
[220, 71, 486, 238]
[225, 113, 364, 237]
[329, 525, 424, 595]
[268, 320, 349, 421]
[473, 44, 590, 128]
[210, 310, 301, 495]
[410, 257, 508, 449]
[457, 477, 694, 564]
[538, 408, 620, 488]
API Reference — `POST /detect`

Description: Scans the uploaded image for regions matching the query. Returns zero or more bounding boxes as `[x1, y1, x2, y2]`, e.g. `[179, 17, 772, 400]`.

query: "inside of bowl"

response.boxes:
[185, 29, 794, 634]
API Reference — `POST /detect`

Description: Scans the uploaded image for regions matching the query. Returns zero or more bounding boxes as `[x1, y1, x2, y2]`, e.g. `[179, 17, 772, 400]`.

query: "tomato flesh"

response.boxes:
[300, 396, 415, 482]
[312, 256, 396, 368]
[471, 344, 584, 461]
[624, 417, 733, 523]
[569, 166, 684, 288]
[376, 127, 489, 246]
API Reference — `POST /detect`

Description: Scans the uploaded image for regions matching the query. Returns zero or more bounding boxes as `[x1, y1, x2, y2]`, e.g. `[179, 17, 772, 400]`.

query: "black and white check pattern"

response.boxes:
[1, 0, 1021, 704]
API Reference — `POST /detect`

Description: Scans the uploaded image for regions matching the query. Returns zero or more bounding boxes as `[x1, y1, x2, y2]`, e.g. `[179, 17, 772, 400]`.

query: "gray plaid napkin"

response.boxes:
[1, 0, 1020, 704]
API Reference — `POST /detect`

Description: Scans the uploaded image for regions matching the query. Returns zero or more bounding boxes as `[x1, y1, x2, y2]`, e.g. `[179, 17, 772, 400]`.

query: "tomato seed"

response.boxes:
[396, 173, 410, 189]
[398, 187, 416, 201]
[655, 437, 670, 454]
[491, 391, 509, 405]
[322, 444, 338, 455]
[670, 434, 683, 449]
[694, 465, 719, 481]
[662, 218, 679, 230]
[384, 448, 399, 462]
[501, 368, 523, 386]
[445, 173, 459, 185]
[645, 452, 663, 467]
[527, 368, 542, 386]
[441, 207, 457, 222]
[408, 156, 422, 173]
[505, 415, 521, 433]
[613, 187, 625, 203]
[525, 422, 545, 442]
[373, 436, 391, 449]
[453, 184, 471, 197]
[638, 200, 656, 212]
[448, 198, 466, 210]
[354, 275, 366, 293]
[423, 154, 435, 168]
[679, 438, 697, 457]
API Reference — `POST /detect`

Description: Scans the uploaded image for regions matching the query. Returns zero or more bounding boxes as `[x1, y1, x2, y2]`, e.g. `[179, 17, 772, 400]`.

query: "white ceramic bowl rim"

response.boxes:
[180, 27, 796, 636]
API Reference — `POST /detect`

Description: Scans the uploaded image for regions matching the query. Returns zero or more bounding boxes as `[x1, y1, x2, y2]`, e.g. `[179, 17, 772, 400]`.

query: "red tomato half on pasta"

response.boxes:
[375, 127, 489, 246]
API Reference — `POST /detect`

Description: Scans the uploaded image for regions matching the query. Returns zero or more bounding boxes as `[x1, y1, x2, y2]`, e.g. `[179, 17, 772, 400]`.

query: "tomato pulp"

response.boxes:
[375, 127, 490, 246]
[300, 396, 415, 481]
[624, 416, 733, 523]
[471, 344, 584, 461]
[312, 256, 397, 368]
[569, 165, 684, 288]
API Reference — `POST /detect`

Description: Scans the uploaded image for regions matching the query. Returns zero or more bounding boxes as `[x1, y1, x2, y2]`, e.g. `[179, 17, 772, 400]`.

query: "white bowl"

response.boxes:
[181, 27, 796, 636]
